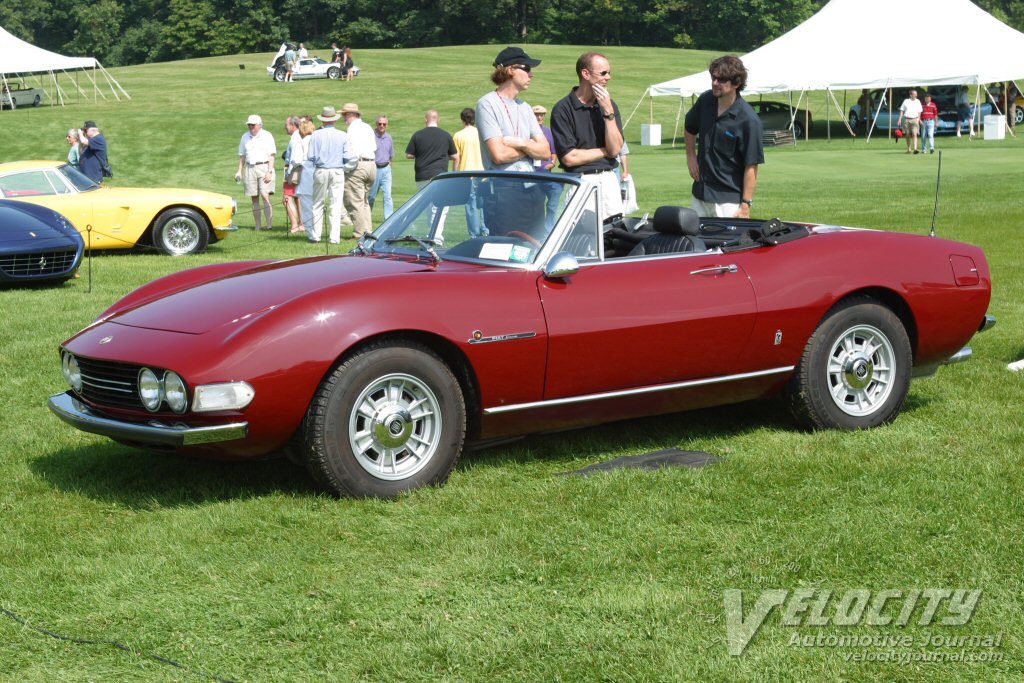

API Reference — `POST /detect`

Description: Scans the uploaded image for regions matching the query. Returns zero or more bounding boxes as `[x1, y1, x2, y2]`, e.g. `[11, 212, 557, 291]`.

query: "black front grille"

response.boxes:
[75, 356, 142, 409]
[0, 248, 78, 277]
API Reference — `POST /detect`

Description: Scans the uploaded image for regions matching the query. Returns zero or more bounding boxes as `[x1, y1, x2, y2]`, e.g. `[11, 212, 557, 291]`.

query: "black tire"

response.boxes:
[848, 111, 859, 129]
[1016, 108, 1023, 126]
[303, 341, 466, 498]
[327, 66, 341, 80]
[153, 207, 209, 255]
[787, 298, 911, 430]
[792, 121, 805, 139]
[273, 66, 286, 82]
[33, 94, 41, 107]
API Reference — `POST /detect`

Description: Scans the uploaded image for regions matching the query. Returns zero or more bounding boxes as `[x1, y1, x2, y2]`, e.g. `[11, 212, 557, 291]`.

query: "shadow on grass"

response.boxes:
[29, 444, 320, 508]
[461, 398, 797, 474]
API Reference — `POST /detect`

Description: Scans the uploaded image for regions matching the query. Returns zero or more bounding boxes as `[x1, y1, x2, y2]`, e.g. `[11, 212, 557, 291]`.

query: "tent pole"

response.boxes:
[827, 88, 855, 137]
[827, 89, 831, 142]
[671, 97, 684, 148]
[621, 88, 646, 131]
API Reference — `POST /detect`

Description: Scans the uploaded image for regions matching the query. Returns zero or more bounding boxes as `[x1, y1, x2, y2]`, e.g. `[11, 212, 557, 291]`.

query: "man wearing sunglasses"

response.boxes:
[550, 52, 625, 222]
[684, 55, 764, 219]
[476, 46, 551, 172]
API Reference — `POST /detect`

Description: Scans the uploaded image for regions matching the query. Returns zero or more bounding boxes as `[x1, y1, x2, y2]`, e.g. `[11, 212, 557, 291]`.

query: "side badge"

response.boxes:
[469, 330, 537, 344]
[774, 330, 783, 346]
[99, 336, 113, 345]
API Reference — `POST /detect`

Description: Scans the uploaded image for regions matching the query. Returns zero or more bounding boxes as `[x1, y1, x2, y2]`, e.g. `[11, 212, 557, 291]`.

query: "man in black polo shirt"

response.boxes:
[551, 52, 624, 222]
[684, 55, 764, 218]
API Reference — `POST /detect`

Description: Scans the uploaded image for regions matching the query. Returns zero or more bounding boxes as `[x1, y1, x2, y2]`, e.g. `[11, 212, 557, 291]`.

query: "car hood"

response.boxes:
[0, 202, 77, 246]
[108, 255, 435, 334]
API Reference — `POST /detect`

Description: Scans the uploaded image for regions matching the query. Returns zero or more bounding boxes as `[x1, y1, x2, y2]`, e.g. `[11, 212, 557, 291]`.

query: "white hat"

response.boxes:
[246, 114, 262, 125]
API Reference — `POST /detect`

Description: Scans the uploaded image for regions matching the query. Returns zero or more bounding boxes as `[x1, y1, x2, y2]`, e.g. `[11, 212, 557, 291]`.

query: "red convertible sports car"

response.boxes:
[48, 172, 994, 498]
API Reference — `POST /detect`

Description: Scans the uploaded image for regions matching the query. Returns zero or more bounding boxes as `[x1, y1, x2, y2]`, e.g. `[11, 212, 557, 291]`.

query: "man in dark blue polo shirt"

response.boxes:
[551, 52, 624, 222]
[684, 56, 764, 218]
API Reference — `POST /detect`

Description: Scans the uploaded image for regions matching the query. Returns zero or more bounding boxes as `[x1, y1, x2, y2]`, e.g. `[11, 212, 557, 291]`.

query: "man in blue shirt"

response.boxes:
[369, 115, 395, 219]
[79, 120, 109, 185]
[306, 105, 356, 244]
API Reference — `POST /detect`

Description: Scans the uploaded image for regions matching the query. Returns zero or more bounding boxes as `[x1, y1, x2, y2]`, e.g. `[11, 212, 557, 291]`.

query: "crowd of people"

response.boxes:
[235, 47, 765, 243]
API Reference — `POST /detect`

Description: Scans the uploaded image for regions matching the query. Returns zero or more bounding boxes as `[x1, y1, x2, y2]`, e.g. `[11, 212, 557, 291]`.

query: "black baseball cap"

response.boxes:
[493, 46, 541, 68]
[83, 120, 98, 129]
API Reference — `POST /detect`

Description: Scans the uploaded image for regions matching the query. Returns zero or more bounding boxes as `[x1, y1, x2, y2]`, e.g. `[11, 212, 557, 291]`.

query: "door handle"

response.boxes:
[690, 264, 738, 275]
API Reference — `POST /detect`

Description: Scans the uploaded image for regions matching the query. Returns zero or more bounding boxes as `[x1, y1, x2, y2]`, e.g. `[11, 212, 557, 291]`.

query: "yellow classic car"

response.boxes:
[0, 161, 237, 255]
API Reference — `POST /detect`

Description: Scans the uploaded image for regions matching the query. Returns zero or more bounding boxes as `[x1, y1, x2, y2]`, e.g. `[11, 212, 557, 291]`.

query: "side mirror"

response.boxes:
[544, 251, 580, 280]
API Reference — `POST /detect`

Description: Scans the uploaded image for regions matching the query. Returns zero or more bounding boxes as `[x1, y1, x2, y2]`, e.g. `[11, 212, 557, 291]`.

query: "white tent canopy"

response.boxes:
[0, 25, 130, 107]
[649, 0, 1024, 97]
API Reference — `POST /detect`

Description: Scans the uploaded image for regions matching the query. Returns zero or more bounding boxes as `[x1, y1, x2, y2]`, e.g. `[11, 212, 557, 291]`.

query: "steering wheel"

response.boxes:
[506, 230, 542, 248]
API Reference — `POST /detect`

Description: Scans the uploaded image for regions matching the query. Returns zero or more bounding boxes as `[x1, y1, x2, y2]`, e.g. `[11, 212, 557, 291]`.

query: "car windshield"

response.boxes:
[59, 163, 100, 192]
[364, 173, 578, 265]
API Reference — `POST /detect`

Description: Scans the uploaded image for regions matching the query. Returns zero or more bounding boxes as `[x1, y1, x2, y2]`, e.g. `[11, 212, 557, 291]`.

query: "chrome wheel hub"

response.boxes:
[164, 217, 200, 254]
[349, 373, 441, 480]
[826, 324, 895, 417]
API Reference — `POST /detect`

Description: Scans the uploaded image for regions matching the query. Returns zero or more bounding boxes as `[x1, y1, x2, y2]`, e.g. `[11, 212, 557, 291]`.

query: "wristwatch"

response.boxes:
[740, 198, 753, 207]
[603, 112, 615, 121]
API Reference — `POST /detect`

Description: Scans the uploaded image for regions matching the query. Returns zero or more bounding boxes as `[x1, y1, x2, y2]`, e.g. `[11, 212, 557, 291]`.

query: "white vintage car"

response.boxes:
[267, 56, 342, 82]
[1, 82, 46, 109]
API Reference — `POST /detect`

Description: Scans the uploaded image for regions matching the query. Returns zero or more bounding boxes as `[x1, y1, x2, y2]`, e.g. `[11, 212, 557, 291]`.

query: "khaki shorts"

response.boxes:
[904, 118, 921, 135]
[244, 163, 274, 196]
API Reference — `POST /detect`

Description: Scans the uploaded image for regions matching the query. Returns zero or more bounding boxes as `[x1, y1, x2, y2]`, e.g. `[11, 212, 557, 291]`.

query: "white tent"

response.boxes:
[645, 0, 1024, 139]
[0, 25, 130, 109]
[650, 0, 1024, 96]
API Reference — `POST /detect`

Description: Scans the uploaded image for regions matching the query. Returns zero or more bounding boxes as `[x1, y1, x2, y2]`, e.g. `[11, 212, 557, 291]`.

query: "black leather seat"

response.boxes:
[627, 206, 706, 256]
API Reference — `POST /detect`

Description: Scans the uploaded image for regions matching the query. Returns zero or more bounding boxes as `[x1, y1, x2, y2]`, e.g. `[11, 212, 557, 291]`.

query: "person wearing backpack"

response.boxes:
[79, 120, 111, 184]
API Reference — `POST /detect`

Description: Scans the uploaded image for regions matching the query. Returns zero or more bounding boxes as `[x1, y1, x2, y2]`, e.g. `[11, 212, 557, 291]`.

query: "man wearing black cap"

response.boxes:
[476, 46, 550, 172]
[550, 52, 624, 222]
[79, 120, 110, 185]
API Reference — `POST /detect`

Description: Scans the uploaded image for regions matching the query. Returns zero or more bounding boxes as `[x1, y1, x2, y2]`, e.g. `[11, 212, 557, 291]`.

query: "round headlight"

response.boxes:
[62, 352, 83, 392]
[163, 371, 188, 413]
[138, 368, 162, 412]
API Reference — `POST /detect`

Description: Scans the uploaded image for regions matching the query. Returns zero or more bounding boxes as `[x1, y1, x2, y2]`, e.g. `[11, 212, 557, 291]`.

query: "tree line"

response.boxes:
[3, 0, 1024, 67]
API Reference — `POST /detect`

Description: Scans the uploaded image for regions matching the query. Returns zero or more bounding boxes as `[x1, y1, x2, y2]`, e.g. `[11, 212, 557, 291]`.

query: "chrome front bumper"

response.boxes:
[48, 392, 247, 447]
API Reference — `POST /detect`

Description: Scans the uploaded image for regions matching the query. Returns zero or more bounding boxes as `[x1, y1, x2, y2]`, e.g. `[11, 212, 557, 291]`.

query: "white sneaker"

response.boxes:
[1008, 359, 1024, 372]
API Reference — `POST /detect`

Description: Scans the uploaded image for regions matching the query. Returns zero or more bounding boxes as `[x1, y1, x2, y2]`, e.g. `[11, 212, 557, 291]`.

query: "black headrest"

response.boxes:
[653, 206, 700, 236]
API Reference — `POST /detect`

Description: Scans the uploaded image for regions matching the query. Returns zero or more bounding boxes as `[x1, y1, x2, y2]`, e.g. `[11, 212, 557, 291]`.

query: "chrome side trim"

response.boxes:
[483, 366, 795, 415]
[979, 315, 996, 333]
[942, 346, 972, 365]
[48, 392, 247, 447]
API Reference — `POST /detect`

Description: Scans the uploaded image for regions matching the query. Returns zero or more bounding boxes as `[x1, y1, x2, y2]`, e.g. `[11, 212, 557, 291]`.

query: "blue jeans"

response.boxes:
[466, 178, 488, 237]
[922, 119, 936, 150]
[369, 164, 393, 219]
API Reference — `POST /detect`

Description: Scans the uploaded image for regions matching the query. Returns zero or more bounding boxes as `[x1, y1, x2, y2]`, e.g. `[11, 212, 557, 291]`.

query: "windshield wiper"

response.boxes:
[383, 235, 441, 263]
[351, 232, 378, 255]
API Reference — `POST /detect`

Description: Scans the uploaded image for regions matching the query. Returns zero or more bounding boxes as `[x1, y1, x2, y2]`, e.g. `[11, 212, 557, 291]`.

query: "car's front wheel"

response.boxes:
[33, 94, 41, 107]
[787, 298, 911, 430]
[153, 207, 210, 255]
[327, 66, 341, 80]
[1016, 108, 1023, 125]
[848, 111, 859, 129]
[792, 120, 805, 139]
[304, 341, 467, 498]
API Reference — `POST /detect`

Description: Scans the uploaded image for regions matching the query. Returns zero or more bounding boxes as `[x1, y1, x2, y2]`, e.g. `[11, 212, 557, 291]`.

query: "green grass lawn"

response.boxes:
[2, 45, 1024, 681]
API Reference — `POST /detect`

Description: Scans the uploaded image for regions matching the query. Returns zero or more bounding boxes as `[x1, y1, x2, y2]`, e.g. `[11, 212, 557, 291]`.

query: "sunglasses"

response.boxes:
[377, 122, 388, 127]
[510, 64, 532, 73]
[590, 70, 611, 77]
[710, 74, 731, 83]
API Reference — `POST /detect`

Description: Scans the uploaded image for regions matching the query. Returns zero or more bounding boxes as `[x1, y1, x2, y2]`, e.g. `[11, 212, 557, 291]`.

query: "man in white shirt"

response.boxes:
[341, 102, 378, 239]
[897, 89, 923, 154]
[235, 114, 277, 230]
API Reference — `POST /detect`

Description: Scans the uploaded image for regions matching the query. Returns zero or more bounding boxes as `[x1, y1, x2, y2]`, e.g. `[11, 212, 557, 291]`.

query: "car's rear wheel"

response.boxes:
[1016, 108, 1023, 125]
[792, 120, 805, 139]
[33, 94, 41, 107]
[327, 66, 341, 80]
[848, 111, 859, 129]
[153, 207, 210, 255]
[787, 298, 911, 430]
[274, 66, 286, 82]
[303, 341, 466, 498]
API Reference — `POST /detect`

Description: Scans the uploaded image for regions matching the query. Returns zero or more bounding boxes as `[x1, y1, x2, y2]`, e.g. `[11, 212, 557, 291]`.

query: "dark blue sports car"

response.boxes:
[0, 200, 84, 285]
